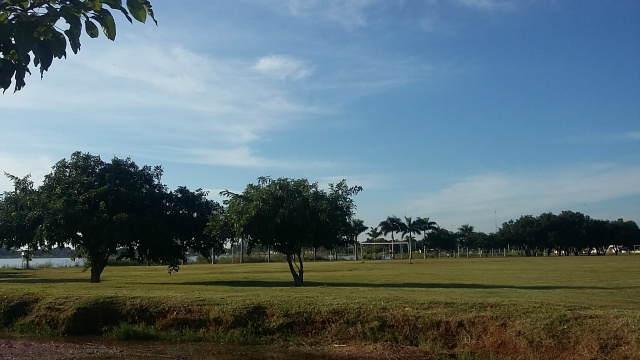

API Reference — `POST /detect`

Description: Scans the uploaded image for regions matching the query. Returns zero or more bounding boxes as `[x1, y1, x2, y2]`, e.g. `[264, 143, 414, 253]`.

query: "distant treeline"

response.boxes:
[401, 211, 639, 257]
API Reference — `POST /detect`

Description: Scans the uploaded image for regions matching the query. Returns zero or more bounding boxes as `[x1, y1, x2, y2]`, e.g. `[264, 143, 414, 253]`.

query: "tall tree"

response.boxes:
[205, 207, 235, 262]
[457, 224, 475, 257]
[366, 226, 384, 242]
[400, 216, 421, 263]
[164, 186, 220, 260]
[429, 227, 458, 256]
[37, 152, 203, 282]
[378, 215, 403, 258]
[1, 0, 157, 92]
[415, 217, 437, 249]
[0, 173, 46, 266]
[348, 218, 367, 260]
[223, 177, 362, 286]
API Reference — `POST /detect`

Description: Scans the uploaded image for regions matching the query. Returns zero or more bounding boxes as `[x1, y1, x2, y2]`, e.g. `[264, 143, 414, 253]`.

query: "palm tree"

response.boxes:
[415, 217, 438, 257]
[349, 218, 368, 260]
[365, 226, 384, 259]
[366, 226, 384, 242]
[378, 215, 403, 259]
[401, 216, 421, 263]
[458, 224, 475, 258]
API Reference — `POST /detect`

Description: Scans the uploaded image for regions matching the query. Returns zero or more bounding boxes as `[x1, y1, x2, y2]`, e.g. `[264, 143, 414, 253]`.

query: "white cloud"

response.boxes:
[320, 174, 392, 190]
[283, 0, 382, 27]
[179, 147, 334, 170]
[405, 163, 640, 232]
[0, 152, 56, 193]
[0, 28, 434, 171]
[0, 34, 331, 169]
[254, 55, 313, 81]
[453, 0, 517, 12]
[625, 131, 640, 141]
[565, 130, 640, 144]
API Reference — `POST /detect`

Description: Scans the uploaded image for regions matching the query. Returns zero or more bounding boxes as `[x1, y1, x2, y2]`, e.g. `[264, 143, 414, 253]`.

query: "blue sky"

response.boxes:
[1, 0, 639, 236]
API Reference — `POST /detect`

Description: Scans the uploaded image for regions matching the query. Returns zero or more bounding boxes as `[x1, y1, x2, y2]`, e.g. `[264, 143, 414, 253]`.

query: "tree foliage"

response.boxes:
[222, 176, 362, 286]
[414, 216, 437, 249]
[365, 226, 383, 242]
[0, 173, 46, 263]
[497, 211, 639, 256]
[0, 151, 217, 283]
[0, 0, 156, 92]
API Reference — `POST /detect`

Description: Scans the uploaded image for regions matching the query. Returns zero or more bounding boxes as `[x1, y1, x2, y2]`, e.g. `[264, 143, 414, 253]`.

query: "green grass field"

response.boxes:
[3, 256, 638, 308]
[1, 256, 639, 359]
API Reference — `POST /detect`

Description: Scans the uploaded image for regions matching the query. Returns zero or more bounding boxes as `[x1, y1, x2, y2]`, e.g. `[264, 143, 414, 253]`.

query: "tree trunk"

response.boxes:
[240, 238, 244, 263]
[408, 236, 413, 263]
[286, 253, 303, 287]
[89, 255, 108, 283]
[391, 234, 395, 259]
[298, 251, 304, 284]
[353, 240, 357, 261]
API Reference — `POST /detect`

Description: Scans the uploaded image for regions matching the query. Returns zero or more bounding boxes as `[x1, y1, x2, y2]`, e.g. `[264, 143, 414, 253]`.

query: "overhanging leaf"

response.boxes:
[101, 0, 132, 23]
[92, 10, 116, 40]
[126, 0, 146, 23]
[85, 19, 99, 38]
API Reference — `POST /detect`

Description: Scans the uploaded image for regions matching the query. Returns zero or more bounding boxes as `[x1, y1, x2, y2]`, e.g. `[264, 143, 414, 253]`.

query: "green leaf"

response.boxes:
[0, 12, 7, 22]
[101, 0, 132, 23]
[94, 10, 116, 40]
[62, 11, 82, 54]
[85, 19, 99, 38]
[126, 0, 146, 23]
[49, 30, 68, 59]
[34, 41, 54, 77]
[140, 0, 158, 25]
[88, 0, 102, 11]
[0, 59, 16, 92]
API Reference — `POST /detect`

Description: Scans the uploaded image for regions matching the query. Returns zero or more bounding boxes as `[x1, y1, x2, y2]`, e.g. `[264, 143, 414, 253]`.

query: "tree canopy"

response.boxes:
[0, 173, 46, 265]
[221, 176, 362, 286]
[0, 0, 156, 92]
[0, 151, 217, 283]
[497, 211, 639, 256]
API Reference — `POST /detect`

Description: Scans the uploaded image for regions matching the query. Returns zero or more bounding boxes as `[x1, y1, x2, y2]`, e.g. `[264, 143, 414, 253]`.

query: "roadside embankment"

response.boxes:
[1, 293, 638, 360]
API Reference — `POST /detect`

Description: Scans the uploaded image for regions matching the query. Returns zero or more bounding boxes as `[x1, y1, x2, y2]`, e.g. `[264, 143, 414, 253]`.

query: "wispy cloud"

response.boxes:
[0, 34, 329, 167]
[0, 152, 56, 192]
[453, 0, 517, 12]
[254, 55, 313, 81]
[1, 27, 436, 172]
[283, 0, 383, 27]
[565, 130, 640, 144]
[180, 147, 335, 170]
[320, 174, 393, 190]
[625, 131, 640, 141]
[405, 163, 640, 231]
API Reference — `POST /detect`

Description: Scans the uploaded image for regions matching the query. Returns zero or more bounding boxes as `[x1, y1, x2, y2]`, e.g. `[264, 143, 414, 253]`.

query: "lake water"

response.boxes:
[0, 257, 84, 268]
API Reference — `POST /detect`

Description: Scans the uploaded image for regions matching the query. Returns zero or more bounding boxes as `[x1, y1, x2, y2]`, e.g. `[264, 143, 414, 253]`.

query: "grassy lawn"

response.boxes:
[1, 255, 639, 359]
[2, 255, 638, 309]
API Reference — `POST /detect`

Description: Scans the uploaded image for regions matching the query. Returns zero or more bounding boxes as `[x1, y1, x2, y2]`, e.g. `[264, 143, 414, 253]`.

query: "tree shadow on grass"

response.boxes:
[0, 270, 30, 280]
[154, 280, 624, 291]
[0, 271, 89, 284]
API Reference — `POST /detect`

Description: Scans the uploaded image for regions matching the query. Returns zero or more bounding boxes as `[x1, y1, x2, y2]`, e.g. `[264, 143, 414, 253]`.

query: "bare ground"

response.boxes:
[0, 339, 439, 360]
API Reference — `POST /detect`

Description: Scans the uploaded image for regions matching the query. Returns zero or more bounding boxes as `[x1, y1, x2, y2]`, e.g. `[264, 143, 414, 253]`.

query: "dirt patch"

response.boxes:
[0, 338, 439, 360]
